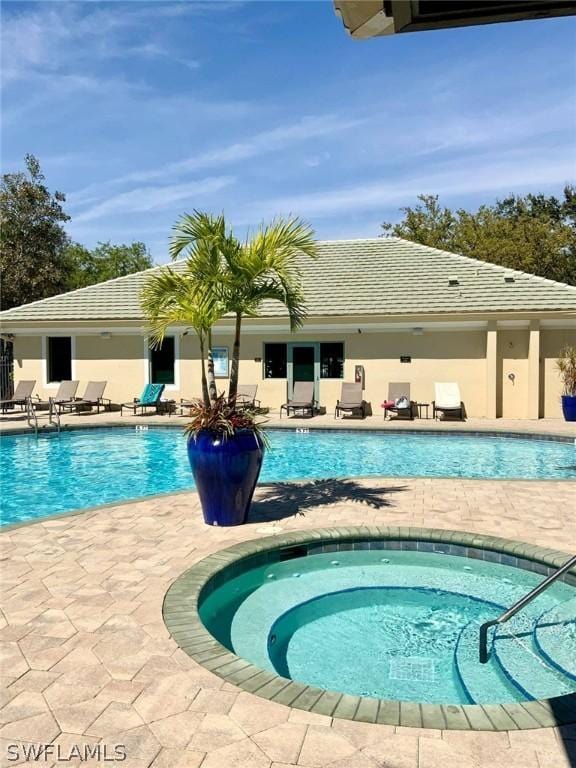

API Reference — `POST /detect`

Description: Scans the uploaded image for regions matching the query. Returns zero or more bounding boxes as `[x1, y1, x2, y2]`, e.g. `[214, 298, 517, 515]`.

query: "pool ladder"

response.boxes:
[479, 553, 576, 663]
[26, 396, 61, 436]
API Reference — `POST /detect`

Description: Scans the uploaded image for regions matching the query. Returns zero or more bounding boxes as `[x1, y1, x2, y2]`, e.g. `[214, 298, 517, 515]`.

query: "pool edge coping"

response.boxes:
[162, 526, 576, 732]
[1, 420, 574, 443]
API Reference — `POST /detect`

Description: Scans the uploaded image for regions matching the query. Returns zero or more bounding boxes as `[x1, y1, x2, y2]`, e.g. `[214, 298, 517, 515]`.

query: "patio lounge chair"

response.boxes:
[382, 382, 414, 420]
[57, 381, 110, 414]
[121, 383, 165, 416]
[335, 382, 366, 419]
[280, 382, 316, 418]
[433, 382, 465, 420]
[25, 381, 79, 418]
[0, 380, 36, 413]
[236, 385, 260, 410]
[49, 380, 80, 407]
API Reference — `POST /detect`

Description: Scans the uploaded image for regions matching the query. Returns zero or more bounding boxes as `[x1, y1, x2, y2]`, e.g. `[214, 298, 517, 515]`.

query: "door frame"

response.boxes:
[287, 342, 320, 401]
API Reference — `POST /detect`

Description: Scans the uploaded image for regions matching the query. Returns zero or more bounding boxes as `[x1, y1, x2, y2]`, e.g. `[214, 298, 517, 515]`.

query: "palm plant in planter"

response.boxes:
[557, 346, 576, 422]
[142, 211, 317, 525]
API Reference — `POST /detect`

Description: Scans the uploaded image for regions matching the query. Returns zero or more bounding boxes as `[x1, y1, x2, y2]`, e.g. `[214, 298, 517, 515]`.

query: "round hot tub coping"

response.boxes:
[163, 525, 576, 732]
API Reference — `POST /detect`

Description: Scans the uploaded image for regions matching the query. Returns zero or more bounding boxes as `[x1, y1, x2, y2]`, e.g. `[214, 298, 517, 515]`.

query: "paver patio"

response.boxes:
[1, 417, 575, 767]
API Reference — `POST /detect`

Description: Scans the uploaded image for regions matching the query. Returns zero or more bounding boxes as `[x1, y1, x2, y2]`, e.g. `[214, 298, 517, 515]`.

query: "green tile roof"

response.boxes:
[2, 237, 575, 322]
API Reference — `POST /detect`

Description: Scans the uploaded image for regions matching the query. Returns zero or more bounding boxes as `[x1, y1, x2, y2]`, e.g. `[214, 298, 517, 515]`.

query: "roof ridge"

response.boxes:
[394, 237, 576, 293]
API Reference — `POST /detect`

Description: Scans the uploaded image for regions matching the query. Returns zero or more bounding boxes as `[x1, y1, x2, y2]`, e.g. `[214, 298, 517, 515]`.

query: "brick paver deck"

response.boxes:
[1, 424, 575, 766]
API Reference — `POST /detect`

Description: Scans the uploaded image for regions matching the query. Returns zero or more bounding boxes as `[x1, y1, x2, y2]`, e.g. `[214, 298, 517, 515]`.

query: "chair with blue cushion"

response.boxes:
[121, 383, 165, 416]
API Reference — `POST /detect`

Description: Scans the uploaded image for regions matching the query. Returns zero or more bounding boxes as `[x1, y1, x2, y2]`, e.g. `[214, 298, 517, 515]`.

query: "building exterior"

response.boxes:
[1, 238, 575, 419]
[333, 1, 576, 40]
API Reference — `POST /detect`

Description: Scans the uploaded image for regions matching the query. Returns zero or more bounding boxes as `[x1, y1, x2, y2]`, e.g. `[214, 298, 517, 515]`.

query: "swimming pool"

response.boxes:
[165, 528, 576, 726]
[1, 426, 574, 526]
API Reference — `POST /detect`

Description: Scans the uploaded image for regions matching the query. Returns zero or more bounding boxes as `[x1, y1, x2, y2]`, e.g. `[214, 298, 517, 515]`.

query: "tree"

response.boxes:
[383, 194, 458, 252]
[141, 267, 222, 405]
[0, 155, 155, 309]
[382, 188, 576, 285]
[142, 211, 317, 406]
[0, 154, 70, 309]
[65, 241, 153, 290]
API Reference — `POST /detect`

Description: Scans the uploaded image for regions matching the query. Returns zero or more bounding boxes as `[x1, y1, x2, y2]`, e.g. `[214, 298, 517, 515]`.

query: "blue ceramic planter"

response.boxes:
[561, 395, 576, 422]
[187, 429, 264, 526]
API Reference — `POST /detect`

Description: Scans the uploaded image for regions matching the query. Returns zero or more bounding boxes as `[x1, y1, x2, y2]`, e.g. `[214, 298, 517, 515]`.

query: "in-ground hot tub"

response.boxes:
[163, 527, 576, 730]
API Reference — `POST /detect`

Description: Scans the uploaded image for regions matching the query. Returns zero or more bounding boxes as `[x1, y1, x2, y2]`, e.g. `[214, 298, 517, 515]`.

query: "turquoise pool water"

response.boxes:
[1, 427, 574, 526]
[200, 549, 576, 705]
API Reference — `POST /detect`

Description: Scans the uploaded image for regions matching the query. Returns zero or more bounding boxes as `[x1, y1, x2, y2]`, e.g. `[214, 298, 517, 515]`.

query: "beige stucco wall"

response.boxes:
[179, 334, 204, 400]
[345, 330, 486, 418]
[207, 333, 286, 407]
[76, 334, 215, 404]
[497, 330, 529, 419]
[12, 335, 148, 403]
[183, 330, 487, 416]
[12, 336, 43, 394]
[75, 336, 146, 404]
[542, 329, 576, 418]
[9, 324, 576, 418]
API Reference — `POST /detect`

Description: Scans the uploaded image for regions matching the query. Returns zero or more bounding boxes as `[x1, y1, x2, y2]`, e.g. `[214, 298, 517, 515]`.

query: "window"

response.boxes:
[212, 347, 229, 378]
[264, 343, 287, 378]
[320, 342, 344, 379]
[150, 337, 175, 385]
[47, 337, 72, 382]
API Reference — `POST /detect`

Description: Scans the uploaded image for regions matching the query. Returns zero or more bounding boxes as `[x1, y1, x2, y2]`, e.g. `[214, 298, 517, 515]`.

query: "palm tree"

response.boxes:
[169, 211, 317, 404]
[141, 266, 222, 405]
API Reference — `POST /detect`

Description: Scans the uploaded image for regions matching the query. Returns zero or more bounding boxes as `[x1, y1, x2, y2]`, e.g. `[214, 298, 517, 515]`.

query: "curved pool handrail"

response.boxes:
[25, 396, 61, 436]
[479, 553, 576, 664]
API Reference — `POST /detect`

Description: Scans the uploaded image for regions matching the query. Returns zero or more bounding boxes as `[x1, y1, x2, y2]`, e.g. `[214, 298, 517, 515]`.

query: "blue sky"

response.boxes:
[2, 1, 575, 262]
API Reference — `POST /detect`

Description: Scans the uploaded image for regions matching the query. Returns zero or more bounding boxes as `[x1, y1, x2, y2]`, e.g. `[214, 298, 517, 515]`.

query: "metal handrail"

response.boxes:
[479, 553, 576, 663]
[49, 398, 61, 433]
[25, 396, 61, 435]
[25, 396, 38, 433]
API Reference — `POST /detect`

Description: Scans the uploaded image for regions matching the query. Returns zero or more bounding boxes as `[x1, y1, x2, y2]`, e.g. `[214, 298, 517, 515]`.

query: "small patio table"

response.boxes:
[157, 400, 176, 416]
[417, 402, 430, 419]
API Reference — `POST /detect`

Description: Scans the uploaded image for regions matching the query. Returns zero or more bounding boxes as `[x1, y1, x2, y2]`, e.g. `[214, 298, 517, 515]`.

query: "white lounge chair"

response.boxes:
[433, 382, 464, 420]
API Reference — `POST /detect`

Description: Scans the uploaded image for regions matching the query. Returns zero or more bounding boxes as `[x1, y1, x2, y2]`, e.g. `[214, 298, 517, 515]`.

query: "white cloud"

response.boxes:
[105, 41, 200, 71]
[74, 176, 236, 223]
[304, 152, 331, 168]
[3, 0, 573, 258]
[67, 113, 362, 206]
[232, 154, 572, 222]
[95, 114, 362, 187]
[0, 1, 212, 85]
[1, 70, 149, 129]
[410, 103, 574, 158]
